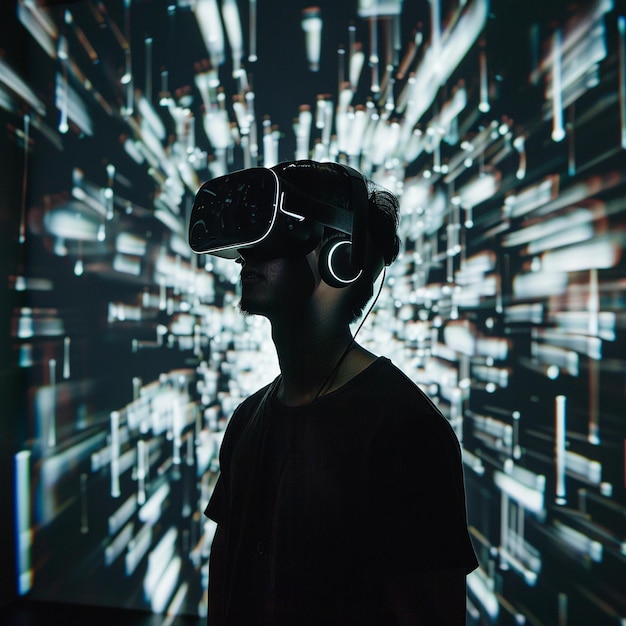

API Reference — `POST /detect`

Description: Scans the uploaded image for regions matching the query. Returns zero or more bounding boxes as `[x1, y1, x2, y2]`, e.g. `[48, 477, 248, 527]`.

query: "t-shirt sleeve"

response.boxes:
[204, 474, 225, 524]
[369, 396, 478, 577]
[201, 381, 277, 527]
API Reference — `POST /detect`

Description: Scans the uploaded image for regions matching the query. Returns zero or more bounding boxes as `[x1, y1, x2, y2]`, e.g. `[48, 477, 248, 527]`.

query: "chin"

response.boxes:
[238, 298, 265, 317]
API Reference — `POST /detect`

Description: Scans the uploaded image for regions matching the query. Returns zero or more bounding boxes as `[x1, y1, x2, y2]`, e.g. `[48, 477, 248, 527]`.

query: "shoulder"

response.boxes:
[360, 357, 445, 420]
[361, 358, 461, 456]
[220, 377, 279, 452]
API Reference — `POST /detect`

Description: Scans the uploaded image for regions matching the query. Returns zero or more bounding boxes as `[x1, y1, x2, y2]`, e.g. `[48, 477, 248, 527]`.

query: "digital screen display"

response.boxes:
[2, 0, 625, 623]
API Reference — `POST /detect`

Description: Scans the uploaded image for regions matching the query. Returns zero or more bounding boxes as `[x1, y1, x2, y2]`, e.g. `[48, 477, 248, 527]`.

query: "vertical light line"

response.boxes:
[555, 395, 567, 505]
[500, 491, 509, 567]
[567, 105, 576, 175]
[558, 591, 568, 626]
[551, 28, 566, 142]
[338, 46, 345, 94]
[111, 411, 121, 498]
[48, 358, 57, 448]
[588, 268, 600, 445]
[63, 336, 71, 379]
[369, 16, 379, 92]
[19, 114, 30, 244]
[249, 0, 258, 62]
[137, 439, 146, 504]
[618, 16, 626, 149]
[80, 473, 89, 534]
[479, 40, 490, 113]
[15, 451, 32, 594]
[145, 37, 153, 100]
[512, 411, 521, 460]
[392, 13, 401, 66]
[430, 0, 441, 73]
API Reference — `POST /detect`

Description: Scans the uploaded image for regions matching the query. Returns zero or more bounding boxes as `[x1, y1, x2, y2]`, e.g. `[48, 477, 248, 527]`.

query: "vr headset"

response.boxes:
[188, 160, 372, 287]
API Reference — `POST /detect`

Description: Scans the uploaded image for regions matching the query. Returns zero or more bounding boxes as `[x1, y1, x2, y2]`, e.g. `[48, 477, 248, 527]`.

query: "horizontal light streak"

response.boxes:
[565, 450, 602, 485]
[16, 307, 64, 338]
[104, 521, 133, 566]
[357, 0, 403, 17]
[108, 494, 138, 536]
[540, 235, 623, 273]
[550, 311, 615, 341]
[504, 303, 543, 325]
[552, 519, 603, 563]
[462, 449, 485, 475]
[470, 412, 513, 447]
[502, 176, 558, 219]
[531, 342, 579, 377]
[38, 431, 107, 523]
[139, 482, 170, 524]
[55, 72, 93, 136]
[0, 57, 46, 114]
[467, 568, 499, 619]
[494, 469, 545, 514]
[113, 253, 142, 276]
[534, 328, 602, 360]
[125, 523, 152, 575]
[456, 171, 500, 210]
[473, 365, 510, 388]
[502, 208, 594, 248]
[513, 271, 568, 299]
[17, 0, 58, 58]
[144, 527, 178, 599]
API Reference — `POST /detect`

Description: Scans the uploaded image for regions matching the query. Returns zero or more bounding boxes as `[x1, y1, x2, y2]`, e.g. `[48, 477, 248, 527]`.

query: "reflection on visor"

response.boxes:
[189, 169, 280, 257]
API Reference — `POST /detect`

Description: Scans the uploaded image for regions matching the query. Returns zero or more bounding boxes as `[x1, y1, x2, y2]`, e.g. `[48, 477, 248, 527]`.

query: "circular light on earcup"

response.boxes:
[319, 238, 363, 288]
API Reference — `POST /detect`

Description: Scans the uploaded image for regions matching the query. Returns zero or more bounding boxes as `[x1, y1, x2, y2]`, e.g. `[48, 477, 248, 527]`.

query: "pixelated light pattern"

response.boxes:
[4, 0, 626, 622]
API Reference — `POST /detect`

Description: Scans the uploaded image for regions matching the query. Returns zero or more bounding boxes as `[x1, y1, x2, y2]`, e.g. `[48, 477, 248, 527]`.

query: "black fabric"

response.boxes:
[205, 357, 478, 625]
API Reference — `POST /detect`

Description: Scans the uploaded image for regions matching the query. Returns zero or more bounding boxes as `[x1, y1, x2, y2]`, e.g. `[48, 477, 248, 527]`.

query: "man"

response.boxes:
[191, 160, 478, 625]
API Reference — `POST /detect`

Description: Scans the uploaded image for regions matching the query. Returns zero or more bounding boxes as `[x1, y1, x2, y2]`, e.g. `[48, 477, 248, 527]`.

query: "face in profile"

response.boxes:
[238, 251, 317, 319]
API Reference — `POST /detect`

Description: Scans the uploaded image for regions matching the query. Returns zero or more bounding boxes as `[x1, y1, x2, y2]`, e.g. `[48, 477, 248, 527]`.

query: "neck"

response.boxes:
[270, 312, 355, 405]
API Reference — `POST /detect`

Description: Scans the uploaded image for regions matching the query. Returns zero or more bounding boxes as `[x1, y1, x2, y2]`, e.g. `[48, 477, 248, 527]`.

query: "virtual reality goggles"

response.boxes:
[188, 160, 369, 268]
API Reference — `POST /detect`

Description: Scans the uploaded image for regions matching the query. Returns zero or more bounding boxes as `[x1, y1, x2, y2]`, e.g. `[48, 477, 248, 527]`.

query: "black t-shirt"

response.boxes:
[205, 357, 478, 625]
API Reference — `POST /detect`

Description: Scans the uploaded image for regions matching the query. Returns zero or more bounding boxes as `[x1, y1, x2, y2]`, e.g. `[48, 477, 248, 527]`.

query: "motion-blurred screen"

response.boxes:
[3, 0, 625, 624]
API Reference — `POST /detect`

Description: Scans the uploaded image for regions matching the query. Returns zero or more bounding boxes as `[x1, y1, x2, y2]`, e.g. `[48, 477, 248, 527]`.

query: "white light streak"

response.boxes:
[619, 15, 626, 148]
[18, 0, 57, 58]
[301, 8, 323, 72]
[552, 520, 603, 563]
[104, 521, 133, 566]
[194, 0, 225, 67]
[551, 29, 566, 142]
[513, 271, 568, 299]
[457, 171, 499, 209]
[108, 494, 138, 535]
[349, 45, 365, 90]
[15, 451, 32, 594]
[0, 57, 46, 115]
[541, 235, 623, 273]
[494, 468, 545, 514]
[222, 0, 244, 75]
[555, 395, 567, 505]
[110, 411, 121, 498]
[139, 482, 170, 524]
[467, 569, 499, 619]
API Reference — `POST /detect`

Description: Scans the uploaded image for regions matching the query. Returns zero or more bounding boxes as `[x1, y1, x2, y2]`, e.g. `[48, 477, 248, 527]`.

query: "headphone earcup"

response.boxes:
[318, 238, 363, 288]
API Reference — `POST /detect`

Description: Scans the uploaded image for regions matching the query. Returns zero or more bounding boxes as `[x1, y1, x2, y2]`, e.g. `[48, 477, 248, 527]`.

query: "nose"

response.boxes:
[237, 248, 264, 262]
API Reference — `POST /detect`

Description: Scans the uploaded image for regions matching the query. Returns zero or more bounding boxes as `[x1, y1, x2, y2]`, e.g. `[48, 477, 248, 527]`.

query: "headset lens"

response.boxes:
[189, 169, 279, 256]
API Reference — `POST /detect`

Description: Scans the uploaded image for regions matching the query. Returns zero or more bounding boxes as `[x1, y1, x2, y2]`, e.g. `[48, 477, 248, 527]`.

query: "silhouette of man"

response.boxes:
[195, 160, 478, 625]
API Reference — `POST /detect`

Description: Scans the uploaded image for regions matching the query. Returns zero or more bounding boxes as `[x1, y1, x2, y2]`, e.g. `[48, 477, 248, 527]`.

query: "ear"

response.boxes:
[318, 237, 363, 288]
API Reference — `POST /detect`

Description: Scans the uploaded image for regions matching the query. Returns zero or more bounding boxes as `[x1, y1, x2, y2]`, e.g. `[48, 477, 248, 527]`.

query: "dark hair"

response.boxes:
[323, 179, 401, 322]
